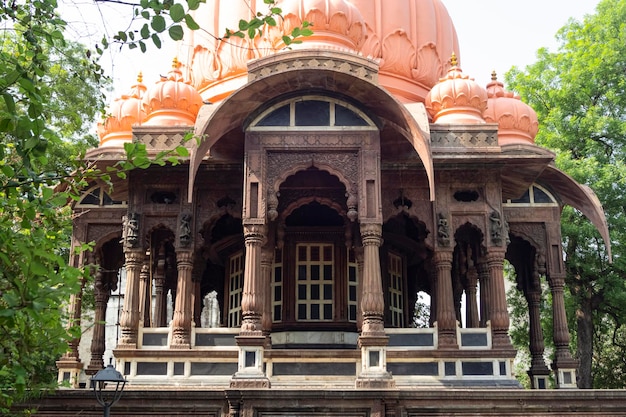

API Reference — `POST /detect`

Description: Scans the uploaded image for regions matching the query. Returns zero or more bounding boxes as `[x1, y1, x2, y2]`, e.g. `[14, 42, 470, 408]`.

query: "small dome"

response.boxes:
[142, 58, 204, 126]
[483, 72, 538, 145]
[425, 53, 487, 124]
[97, 74, 147, 147]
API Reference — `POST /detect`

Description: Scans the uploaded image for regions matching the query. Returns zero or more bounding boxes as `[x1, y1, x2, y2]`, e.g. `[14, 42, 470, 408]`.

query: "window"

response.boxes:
[296, 243, 334, 321]
[388, 252, 404, 327]
[250, 96, 375, 130]
[272, 248, 283, 322]
[227, 251, 244, 328]
[77, 185, 126, 207]
[503, 184, 558, 206]
[347, 249, 358, 322]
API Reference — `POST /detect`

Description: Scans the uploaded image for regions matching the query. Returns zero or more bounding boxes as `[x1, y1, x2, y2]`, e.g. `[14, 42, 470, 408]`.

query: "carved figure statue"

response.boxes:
[125, 212, 140, 248]
[490, 210, 503, 246]
[437, 212, 450, 247]
[179, 213, 192, 246]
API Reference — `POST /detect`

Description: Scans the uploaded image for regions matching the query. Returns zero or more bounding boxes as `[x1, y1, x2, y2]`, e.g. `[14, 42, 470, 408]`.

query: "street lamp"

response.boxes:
[90, 362, 126, 417]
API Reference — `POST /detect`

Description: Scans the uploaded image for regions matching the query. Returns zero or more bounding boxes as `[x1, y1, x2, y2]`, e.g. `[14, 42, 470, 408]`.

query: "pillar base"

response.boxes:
[528, 363, 551, 389]
[56, 358, 83, 388]
[552, 358, 578, 389]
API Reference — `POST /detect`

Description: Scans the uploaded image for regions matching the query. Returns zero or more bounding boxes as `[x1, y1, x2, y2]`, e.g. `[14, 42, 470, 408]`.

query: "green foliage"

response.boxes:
[506, 0, 626, 388]
[106, 0, 311, 52]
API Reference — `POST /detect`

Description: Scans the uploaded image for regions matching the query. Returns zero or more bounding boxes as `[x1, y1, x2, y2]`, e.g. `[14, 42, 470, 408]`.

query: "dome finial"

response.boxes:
[137, 72, 143, 83]
[450, 52, 458, 67]
[172, 57, 180, 69]
[491, 70, 497, 81]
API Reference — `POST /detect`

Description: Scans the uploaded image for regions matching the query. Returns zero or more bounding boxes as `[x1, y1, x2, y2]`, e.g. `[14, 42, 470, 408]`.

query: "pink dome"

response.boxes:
[142, 58, 204, 126]
[425, 54, 487, 124]
[97, 74, 147, 147]
[184, 0, 460, 103]
[483, 72, 539, 145]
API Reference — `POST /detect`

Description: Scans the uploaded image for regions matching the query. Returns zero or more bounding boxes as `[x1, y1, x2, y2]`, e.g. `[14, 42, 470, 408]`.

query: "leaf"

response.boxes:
[168, 25, 184, 41]
[152, 33, 162, 49]
[140, 23, 151, 39]
[184, 14, 200, 30]
[187, 0, 201, 10]
[175, 146, 189, 157]
[151, 15, 166, 33]
[238, 19, 249, 31]
[139, 40, 147, 53]
[169, 3, 185, 22]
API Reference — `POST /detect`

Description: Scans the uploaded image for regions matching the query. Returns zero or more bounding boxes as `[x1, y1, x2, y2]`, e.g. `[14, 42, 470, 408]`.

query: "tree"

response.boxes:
[0, 0, 307, 412]
[506, 0, 626, 388]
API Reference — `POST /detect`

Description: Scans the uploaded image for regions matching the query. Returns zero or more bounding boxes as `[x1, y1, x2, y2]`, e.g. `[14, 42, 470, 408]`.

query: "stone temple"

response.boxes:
[40, 0, 626, 415]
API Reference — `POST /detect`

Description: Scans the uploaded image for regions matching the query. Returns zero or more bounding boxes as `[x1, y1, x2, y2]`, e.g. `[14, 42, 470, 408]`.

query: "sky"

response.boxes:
[60, 0, 602, 104]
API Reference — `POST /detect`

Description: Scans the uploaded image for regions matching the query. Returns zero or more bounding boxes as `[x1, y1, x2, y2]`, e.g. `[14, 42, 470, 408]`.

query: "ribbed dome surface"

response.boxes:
[425, 55, 488, 124]
[184, 0, 460, 103]
[483, 73, 539, 145]
[97, 74, 146, 147]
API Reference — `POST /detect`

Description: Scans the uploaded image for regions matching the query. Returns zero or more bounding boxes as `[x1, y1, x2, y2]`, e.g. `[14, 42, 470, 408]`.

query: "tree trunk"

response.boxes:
[576, 296, 594, 388]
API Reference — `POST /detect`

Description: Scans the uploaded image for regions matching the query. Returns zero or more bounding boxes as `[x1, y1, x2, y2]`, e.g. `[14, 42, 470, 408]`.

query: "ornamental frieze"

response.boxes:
[252, 132, 369, 149]
[508, 222, 547, 252]
[266, 151, 359, 194]
[430, 129, 498, 148]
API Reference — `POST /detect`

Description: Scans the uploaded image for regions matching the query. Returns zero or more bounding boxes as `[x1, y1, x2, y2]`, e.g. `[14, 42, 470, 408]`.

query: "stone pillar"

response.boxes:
[260, 248, 273, 337]
[550, 274, 578, 388]
[433, 250, 457, 348]
[356, 223, 394, 388]
[119, 249, 143, 348]
[355, 246, 365, 332]
[153, 247, 167, 327]
[527, 289, 551, 388]
[465, 265, 480, 328]
[56, 250, 87, 387]
[139, 259, 151, 327]
[485, 248, 513, 348]
[478, 260, 491, 327]
[86, 267, 109, 374]
[171, 250, 194, 347]
[231, 224, 269, 388]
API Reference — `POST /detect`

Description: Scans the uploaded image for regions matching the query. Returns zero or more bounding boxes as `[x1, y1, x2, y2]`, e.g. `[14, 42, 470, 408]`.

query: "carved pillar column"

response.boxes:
[57, 249, 87, 386]
[119, 249, 143, 348]
[171, 250, 194, 347]
[240, 224, 266, 336]
[86, 267, 109, 374]
[138, 259, 151, 327]
[433, 250, 457, 348]
[527, 289, 550, 388]
[153, 248, 167, 327]
[485, 248, 513, 348]
[359, 223, 385, 337]
[356, 223, 394, 388]
[550, 274, 578, 387]
[465, 265, 480, 328]
[260, 248, 273, 337]
[231, 224, 270, 388]
[477, 260, 491, 327]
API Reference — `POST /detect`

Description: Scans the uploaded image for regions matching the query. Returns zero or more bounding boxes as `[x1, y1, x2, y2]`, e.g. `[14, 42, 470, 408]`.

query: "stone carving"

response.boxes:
[200, 291, 220, 328]
[490, 210, 504, 246]
[437, 212, 450, 247]
[508, 222, 547, 252]
[179, 213, 192, 247]
[266, 151, 359, 196]
[123, 212, 140, 248]
[430, 130, 498, 148]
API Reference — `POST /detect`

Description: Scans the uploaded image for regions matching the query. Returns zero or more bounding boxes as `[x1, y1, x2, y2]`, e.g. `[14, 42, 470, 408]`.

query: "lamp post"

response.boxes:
[90, 363, 126, 417]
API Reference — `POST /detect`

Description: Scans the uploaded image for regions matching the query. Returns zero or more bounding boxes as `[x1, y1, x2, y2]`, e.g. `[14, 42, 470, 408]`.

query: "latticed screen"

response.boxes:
[296, 243, 334, 321]
[347, 249, 358, 322]
[228, 251, 244, 328]
[272, 248, 283, 322]
[388, 252, 404, 327]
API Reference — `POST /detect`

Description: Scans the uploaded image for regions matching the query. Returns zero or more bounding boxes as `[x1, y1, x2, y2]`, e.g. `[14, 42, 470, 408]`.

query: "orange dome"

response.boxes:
[97, 74, 147, 147]
[483, 72, 539, 145]
[184, 0, 459, 103]
[425, 54, 487, 124]
[142, 58, 204, 126]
